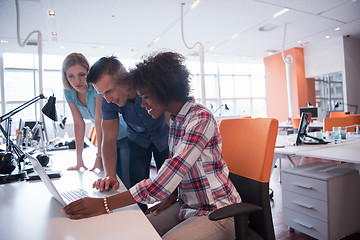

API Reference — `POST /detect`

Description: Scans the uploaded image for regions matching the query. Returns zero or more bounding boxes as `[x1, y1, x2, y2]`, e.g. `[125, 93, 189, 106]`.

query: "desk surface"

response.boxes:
[275, 134, 360, 164]
[0, 147, 161, 240]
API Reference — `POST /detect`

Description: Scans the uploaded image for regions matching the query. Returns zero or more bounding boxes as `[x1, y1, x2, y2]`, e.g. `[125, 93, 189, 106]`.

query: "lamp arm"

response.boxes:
[213, 104, 224, 114]
[0, 94, 45, 123]
[0, 124, 24, 161]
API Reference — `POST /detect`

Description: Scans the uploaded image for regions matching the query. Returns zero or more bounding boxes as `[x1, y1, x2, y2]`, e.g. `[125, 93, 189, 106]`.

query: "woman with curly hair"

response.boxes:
[62, 52, 241, 240]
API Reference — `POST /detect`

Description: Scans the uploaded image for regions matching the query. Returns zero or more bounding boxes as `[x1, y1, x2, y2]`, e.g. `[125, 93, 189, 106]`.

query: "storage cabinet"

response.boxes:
[282, 162, 360, 240]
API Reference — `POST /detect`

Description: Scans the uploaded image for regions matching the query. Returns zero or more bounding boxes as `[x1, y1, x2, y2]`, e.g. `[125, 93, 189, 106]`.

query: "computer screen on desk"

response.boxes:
[299, 107, 318, 118]
[296, 113, 309, 145]
[296, 112, 328, 145]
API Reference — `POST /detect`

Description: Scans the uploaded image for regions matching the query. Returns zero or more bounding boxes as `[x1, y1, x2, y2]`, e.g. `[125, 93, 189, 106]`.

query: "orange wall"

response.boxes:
[264, 48, 307, 122]
[306, 78, 316, 106]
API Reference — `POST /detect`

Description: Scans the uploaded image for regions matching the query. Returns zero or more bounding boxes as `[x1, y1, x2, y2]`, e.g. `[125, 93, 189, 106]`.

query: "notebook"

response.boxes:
[24, 152, 89, 207]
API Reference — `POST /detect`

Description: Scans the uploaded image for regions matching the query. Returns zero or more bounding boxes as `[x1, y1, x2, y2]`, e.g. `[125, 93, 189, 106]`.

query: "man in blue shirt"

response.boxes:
[86, 56, 169, 211]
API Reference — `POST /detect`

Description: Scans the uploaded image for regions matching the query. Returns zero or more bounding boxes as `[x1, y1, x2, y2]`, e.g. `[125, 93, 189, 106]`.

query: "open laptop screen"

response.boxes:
[295, 112, 310, 145]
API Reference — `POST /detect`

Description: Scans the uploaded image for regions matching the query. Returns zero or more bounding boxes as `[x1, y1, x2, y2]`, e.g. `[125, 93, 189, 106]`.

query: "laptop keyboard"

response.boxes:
[61, 189, 89, 204]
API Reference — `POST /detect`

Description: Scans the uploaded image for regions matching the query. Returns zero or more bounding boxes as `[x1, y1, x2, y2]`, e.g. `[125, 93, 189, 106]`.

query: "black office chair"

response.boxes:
[208, 118, 278, 240]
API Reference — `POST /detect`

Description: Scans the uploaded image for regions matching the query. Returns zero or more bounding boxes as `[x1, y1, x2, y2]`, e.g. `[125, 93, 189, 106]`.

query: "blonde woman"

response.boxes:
[62, 53, 104, 171]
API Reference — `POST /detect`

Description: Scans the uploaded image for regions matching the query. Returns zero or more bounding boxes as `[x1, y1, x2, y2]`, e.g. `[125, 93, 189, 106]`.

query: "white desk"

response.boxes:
[274, 134, 360, 167]
[0, 148, 161, 240]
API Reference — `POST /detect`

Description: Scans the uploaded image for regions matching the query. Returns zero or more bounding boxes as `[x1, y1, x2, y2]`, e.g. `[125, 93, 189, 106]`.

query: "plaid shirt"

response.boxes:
[130, 99, 241, 221]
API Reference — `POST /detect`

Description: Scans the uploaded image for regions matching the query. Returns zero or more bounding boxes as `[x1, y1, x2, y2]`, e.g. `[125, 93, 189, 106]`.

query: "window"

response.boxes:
[2, 53, 69, 135]
[190, 62, 267, 118]
[1, 53, 267, 137]
[314, 72, 343, 113]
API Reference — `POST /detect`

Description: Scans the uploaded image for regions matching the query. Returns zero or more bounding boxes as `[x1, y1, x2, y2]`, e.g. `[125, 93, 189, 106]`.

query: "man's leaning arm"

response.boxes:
[97, 118, 120, 189]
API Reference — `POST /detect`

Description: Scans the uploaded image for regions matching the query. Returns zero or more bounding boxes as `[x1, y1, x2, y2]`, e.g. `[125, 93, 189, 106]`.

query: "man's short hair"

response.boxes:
[86, 56, 128, 86]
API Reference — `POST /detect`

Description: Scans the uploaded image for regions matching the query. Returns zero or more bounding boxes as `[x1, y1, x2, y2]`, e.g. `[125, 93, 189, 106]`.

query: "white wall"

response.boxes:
[343, 36, 360, 113]
[304, 36, 345, 78]
[304, 36, 360, 113]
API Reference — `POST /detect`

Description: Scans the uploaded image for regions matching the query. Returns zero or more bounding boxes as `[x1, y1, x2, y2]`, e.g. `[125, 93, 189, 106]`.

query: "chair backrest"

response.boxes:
[88, 124, 97, 146]
[219, 118, 278, 239]
[323, 117, 357, 132]
[330, 111, 346, 118]
[291, 116, 300, 129]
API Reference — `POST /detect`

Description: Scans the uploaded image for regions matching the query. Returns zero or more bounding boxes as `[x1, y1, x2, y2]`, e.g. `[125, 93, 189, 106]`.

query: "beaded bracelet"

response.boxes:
[103, 195, 112, 214]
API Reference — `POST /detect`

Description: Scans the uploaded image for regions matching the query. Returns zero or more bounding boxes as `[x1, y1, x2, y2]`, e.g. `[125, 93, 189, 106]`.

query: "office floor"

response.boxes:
[150, 157, 360, 240]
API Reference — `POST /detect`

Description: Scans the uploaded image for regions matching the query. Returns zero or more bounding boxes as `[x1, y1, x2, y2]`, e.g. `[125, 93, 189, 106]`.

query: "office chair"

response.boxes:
[324, 114, 360, 132]
[88, 124, 97, 146]
[323, 117, 354, 132]
[291, 115, 301, 129]
[329, 111, 346, 118]
[209, 118, 278, 240]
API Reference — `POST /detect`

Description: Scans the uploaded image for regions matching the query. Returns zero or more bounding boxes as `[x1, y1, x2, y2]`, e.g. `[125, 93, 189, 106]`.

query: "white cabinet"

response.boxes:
[282, 162, 360, 240]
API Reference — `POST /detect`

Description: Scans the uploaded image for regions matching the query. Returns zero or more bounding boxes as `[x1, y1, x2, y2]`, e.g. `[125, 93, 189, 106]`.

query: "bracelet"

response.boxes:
[103, 195, 112, 214]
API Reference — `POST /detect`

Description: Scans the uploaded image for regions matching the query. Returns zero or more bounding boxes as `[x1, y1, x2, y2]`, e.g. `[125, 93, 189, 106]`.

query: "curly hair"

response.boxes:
[130, 51, 191, 104]
[61, 53, 90, 90]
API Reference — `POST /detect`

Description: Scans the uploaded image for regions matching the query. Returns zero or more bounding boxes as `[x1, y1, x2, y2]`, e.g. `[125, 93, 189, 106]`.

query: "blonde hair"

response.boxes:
[61, 53, 90, 90]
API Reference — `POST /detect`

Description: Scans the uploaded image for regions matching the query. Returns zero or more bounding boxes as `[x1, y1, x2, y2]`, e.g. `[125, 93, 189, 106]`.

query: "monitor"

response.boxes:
[24, 121, 41, 141]
[299, 107, 318, 118]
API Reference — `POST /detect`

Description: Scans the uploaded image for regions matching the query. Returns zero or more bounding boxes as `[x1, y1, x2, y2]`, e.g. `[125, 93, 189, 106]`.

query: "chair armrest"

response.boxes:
[208, 202, 262, 221]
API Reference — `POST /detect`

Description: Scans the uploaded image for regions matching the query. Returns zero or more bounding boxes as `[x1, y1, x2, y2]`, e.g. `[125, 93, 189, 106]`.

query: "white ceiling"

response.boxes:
[1, 0, 360, 63]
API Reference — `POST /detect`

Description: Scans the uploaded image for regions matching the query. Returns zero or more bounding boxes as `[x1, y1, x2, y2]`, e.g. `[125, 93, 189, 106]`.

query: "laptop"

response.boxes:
[295, 112, 328, 145]
[25, 152, 89, 207]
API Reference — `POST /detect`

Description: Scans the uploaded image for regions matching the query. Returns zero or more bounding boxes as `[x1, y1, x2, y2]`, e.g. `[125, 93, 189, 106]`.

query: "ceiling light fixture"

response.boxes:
[266, 49, 278, 53]
[231, 33, 240, 39]
[325, 35, 330, 39]
[335, 27, 340, 31]
[300, 42, 309, 47]
[191, 0, 200, 10]
[154, 36, 160, 43]
[297, 40, 302, 44]
[272, 8, 289, 19]
[0, 40, 8, 43]
[258, 24, 277, 32]
[48, 10, 55, 16]
[51, 32, 57, 37]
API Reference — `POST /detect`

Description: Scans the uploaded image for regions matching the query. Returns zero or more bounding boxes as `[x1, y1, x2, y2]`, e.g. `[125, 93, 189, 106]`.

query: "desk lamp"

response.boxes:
[0, 94, 57, 184]
[334, 101, 358, 114]
[213, 104, 230, 116]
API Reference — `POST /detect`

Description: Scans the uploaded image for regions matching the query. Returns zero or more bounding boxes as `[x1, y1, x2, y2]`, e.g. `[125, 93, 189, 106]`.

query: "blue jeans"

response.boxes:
[128, 139, 169, 211]
[116, 137, 130, 189]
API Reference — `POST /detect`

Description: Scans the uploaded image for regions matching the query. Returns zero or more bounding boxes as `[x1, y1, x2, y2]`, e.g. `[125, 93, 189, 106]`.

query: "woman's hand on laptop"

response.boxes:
[62, 197, 104, 219]
[93, 176, 119, 191]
